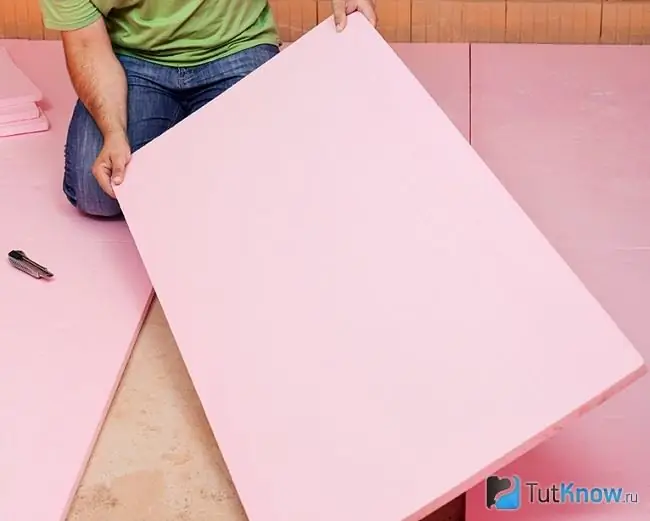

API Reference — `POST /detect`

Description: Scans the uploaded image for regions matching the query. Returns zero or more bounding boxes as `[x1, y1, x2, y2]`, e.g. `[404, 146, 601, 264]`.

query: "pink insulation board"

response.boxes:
[0, 40, 152, 521]
[116, 19, 645, 521]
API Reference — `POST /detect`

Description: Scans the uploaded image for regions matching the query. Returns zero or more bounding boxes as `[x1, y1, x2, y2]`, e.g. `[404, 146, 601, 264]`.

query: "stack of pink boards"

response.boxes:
[0, 46, 50, 137]
[116, 14, 646, 521]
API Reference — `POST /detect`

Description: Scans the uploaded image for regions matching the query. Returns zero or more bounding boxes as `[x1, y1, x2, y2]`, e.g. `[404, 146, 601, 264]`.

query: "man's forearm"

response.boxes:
[62, 19, 127, 139]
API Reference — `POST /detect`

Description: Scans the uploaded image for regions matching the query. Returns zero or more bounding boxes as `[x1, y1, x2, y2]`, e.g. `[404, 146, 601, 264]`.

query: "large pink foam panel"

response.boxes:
[0, 40, 152, 521]
[466, 44, 650, 521]
[116, 18, 645, 521]
[280, 42, 470, 139]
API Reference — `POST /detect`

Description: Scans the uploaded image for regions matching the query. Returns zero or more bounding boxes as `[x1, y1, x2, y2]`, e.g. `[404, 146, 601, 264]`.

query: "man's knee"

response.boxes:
[63, 173, 122, 218]
[63, 101, 122, 218]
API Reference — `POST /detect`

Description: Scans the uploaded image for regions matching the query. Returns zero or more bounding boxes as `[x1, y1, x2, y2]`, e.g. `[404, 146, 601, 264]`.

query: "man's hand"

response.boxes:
[92, 132, 131, 198]
[62, 18, 129, 199]
[332, 0, 377, 31]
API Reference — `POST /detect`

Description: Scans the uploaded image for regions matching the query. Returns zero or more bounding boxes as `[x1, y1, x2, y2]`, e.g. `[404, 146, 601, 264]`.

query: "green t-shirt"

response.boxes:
[39, 0, 279, 67]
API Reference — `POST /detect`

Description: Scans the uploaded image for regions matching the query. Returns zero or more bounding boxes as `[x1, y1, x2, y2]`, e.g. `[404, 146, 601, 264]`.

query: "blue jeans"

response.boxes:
[63, 43, 279, 217]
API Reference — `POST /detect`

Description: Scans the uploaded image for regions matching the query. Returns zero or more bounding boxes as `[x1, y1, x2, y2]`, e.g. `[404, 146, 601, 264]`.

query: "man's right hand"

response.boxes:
[92, 132, 131, 198]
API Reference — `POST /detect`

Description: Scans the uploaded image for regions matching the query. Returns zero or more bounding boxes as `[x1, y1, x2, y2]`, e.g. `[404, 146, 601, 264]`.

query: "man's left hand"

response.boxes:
[332, 0, 377, 32]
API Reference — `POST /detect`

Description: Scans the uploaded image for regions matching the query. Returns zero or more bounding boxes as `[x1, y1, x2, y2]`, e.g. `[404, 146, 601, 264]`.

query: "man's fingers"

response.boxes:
[92, 160, 116, 198]
[332, 0, 377, 31]
[358, 0, 377, 26]
[111, 152, 129, 185]
[332, 0, 347, 31]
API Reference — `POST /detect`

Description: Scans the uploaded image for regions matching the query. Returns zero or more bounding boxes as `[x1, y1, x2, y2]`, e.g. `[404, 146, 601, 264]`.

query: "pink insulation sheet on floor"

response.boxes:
[391, 43, 469, 140]
[466, 44, 650, 521]
[0, 40, 152, 521]
[116, 17, 645, 521]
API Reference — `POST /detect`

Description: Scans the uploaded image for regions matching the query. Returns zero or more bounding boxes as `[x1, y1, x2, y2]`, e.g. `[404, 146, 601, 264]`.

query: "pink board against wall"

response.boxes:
[0, 46, 42, 107]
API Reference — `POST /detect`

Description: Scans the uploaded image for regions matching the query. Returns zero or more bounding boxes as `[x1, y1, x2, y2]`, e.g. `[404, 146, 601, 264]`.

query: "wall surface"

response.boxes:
[1, 0, 649, 43]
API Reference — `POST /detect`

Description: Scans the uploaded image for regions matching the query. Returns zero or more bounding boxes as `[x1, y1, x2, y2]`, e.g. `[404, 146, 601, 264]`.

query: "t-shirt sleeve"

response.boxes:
[39, 0, 103, 31]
